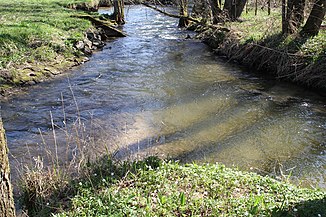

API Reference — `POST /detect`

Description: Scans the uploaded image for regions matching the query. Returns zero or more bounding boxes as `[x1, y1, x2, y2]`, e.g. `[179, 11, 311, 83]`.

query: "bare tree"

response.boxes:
[178, 0, 189, 27]
[268, 0, 271, 15]
[0, 118, 15, 217]
[223, 0, 247, 21]
[113, 0, 125, 25]
[192, 0, 212, 23]
[282, 0, 305, 34]
[301, 0, 326, 36]
[210, 0, 223, 23]
[282, 0, 286, 33]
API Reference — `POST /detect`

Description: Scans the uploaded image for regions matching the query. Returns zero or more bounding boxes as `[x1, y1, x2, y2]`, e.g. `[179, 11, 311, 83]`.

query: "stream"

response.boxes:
[1, 6, 325, 189]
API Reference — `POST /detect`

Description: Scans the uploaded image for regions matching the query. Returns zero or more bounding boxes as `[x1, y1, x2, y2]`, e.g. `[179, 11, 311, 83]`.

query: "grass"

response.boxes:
[227, 8, 326, 57]
[229, 9, 282, 42]
[20, 155, 326, 217]
[0, 0, 97, 88]
[201, 8, 326, 89]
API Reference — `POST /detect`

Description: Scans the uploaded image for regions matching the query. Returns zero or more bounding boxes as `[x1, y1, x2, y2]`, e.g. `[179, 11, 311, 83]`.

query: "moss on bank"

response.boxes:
[20, 156, 326, 216]
[198, 10, 326, 91]
[0, 0, 111, 95]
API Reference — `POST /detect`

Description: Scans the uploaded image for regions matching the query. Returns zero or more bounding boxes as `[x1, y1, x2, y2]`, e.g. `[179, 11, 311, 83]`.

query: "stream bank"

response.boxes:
[194, 22, 326, 92]
[0, 0, 124, 97]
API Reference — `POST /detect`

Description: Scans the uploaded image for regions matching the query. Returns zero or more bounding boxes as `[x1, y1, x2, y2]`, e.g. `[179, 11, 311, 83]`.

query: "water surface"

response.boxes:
[1, 6, 325, 188]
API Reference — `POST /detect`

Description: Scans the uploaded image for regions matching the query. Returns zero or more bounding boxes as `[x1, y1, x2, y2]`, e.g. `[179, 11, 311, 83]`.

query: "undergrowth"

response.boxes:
[20, 155, 326, 216]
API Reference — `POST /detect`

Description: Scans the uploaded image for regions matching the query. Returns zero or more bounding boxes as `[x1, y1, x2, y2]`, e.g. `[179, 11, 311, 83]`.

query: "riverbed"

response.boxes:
[1, 6, 325, 189]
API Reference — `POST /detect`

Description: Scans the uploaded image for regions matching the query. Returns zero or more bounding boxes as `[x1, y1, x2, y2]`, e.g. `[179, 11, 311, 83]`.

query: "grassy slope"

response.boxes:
[21, 157, 326, 216]
[0, 0, 94, 88]
[229, 9, 326, 56]
[203, 9, 326, 89]
[58, 158, 326, 216]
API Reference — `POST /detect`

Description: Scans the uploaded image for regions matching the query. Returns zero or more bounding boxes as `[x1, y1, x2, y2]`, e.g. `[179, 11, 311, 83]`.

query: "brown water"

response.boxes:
[1, 6, 325, 188]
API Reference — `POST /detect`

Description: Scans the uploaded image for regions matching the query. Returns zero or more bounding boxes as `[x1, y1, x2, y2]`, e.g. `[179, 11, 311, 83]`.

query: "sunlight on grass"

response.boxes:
[227, 8, 326, 57]
[0, 0, 93, 68]
[51, 158, 326, 216]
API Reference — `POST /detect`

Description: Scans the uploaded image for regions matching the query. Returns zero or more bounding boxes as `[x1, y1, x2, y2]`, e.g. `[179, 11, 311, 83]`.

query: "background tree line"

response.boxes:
[186, 0, 325, 36]
[130, 0, 324, 36]
[108, 0, 324, 36]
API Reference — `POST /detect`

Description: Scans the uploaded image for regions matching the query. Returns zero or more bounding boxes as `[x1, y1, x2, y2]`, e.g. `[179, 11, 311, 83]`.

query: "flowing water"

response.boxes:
[1, 6, 325, 188]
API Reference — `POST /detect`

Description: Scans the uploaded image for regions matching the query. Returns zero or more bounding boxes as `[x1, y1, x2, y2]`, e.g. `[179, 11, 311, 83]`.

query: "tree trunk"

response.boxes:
[255, 0, 258, 16]
[301, 0, 326, 36]
[282, 0, 286, 33]
[0, 118, 15, 217]
[268, 0, 271, 15]
[283, 0, 305, 34]
[210, 0, 222, 23]
[192, 0, 212, 23]
[295, 0, 305, 25]
[223, 0, 233, 18]
[223, 0, 247, 21]
[113, 0, 125, 25]
[178, 0, 189, 27]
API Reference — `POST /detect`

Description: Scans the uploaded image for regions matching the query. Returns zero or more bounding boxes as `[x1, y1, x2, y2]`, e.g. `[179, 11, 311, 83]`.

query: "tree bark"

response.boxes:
[113, 0, 125, 25]
[0, 118, 15, 217]
[178, 0, 189, 27]
[268, 0, 271, 15]
[210, 0, 223, 23]
[283, 0, 305, 34]
[282, 0, 286, 33]
[301, 0, 326, 36]
[223, 0, 232, 18]
[223, 0, 247, 21]
[255, 0, 258, 16]
[191, 0, 212, 23]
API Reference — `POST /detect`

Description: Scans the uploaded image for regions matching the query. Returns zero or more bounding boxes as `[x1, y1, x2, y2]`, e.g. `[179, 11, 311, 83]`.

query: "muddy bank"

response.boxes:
[197, 26, 326, 92]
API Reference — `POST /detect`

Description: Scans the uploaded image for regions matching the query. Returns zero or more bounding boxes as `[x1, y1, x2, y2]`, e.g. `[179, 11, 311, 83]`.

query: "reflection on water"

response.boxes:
[1, 6, 325, 188]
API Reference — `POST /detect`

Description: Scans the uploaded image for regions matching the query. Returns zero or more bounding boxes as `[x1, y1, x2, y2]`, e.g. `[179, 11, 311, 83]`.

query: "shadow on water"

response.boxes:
[174, 97, 299, 159]
[110, 77, 326, 188]
[116, 92, 299, 163]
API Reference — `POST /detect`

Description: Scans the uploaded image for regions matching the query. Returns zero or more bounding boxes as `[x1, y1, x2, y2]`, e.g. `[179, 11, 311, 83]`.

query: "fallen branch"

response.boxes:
[141, 3, 199, 23]
[141, 3, 229, 32]
[72, 14, 127, 37]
